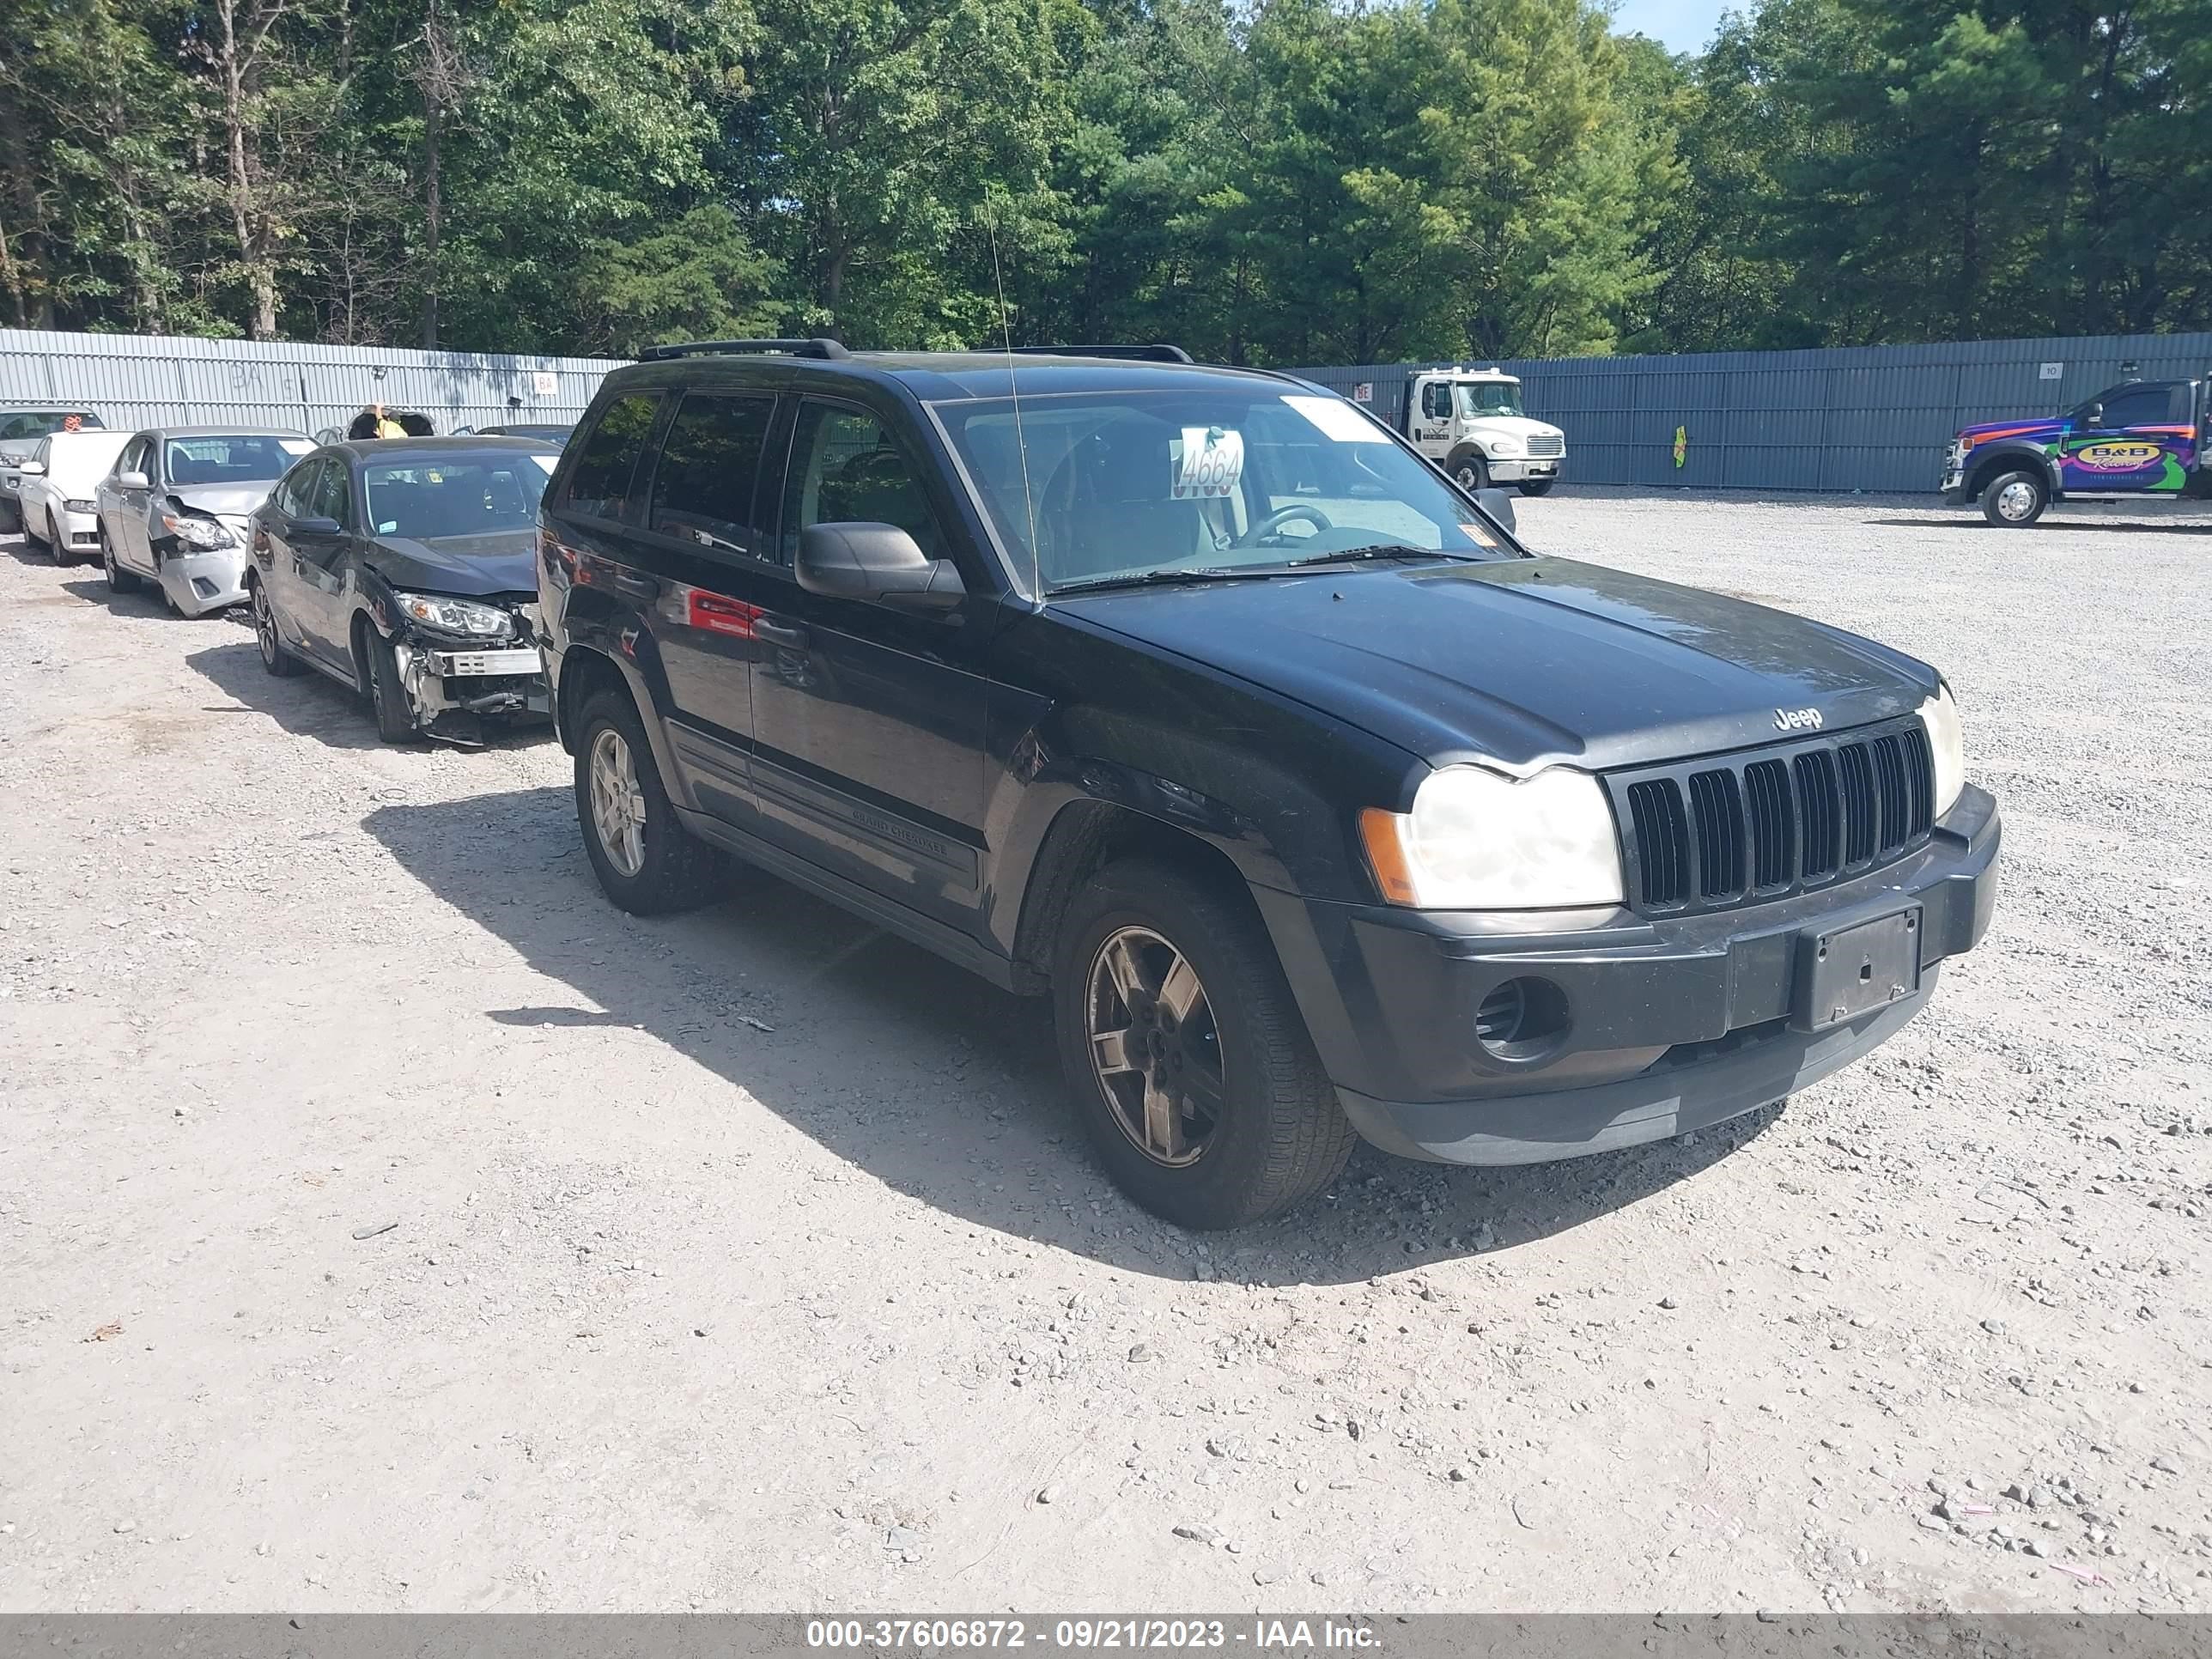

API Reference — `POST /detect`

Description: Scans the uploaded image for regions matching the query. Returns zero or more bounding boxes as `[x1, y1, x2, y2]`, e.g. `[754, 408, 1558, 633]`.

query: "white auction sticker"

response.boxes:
[1282, 394, 1389, 441]
[1172, 427, 1245, 499]
[279, 438, 314, 454]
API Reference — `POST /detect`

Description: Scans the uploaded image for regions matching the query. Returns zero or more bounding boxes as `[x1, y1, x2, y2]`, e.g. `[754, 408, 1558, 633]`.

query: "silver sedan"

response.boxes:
[94, 427, 315, 617]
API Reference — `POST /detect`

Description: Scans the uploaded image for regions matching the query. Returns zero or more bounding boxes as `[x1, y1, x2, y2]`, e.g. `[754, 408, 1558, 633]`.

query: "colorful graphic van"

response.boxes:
[1942, 377, 2208, 526]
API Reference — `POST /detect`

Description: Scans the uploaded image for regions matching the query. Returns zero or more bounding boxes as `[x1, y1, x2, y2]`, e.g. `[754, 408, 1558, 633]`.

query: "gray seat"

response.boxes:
[1040, 421, 1213, 580]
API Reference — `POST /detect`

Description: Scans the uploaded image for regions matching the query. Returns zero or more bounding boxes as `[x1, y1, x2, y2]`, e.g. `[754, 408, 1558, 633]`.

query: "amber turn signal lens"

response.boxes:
[1358, 807, 1419, 906]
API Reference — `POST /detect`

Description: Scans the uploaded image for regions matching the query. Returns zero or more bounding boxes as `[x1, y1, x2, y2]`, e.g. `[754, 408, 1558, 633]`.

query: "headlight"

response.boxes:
[1489, 437, 1523, 456]
[1359, 765, 1624, 909]
[393, 591, 514, 639]
[161, 512, 237, 550]
[65, 498, 95, 514]
[1919, 684, 1965, 816]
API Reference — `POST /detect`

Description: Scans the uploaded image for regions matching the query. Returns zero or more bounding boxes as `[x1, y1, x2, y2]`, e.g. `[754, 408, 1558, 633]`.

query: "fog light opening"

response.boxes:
[1475, 976, 1571, 1062]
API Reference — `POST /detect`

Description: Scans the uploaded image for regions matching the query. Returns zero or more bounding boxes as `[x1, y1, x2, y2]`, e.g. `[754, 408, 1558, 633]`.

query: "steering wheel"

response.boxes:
[1234, 502, 1334, 548]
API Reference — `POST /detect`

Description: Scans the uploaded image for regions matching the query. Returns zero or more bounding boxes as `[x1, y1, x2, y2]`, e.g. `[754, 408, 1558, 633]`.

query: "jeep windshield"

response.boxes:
[932, 388, 1514, 593]
[1454, 382, 1526, 418]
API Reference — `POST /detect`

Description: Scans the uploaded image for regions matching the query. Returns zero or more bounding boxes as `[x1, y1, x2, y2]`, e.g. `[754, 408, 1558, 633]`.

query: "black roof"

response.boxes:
[605, 348, 1308, 404]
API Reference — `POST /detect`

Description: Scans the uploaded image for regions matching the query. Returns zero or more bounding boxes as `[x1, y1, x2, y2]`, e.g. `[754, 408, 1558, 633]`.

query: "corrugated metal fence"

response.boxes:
[1292, 331, 2212, 493]
[0, 328, 626, 440]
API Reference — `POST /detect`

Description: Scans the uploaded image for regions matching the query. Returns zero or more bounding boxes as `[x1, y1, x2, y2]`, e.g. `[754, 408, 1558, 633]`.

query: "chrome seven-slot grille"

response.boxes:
[1605, 715, 1936, 915]
[1526, 434, 1565, 458]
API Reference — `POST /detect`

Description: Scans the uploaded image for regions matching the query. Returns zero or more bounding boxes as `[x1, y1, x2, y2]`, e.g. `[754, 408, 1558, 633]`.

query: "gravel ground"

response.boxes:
[2, 489, 2208, 1615]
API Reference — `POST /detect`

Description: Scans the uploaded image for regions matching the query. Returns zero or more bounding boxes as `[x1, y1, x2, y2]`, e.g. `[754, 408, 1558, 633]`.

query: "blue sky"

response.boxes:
[1612, 0, 1732, 52]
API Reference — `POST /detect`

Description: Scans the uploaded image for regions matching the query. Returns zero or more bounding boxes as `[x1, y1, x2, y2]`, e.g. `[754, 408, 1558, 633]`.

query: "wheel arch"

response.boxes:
[1966, 442, 2056, 499]
[1010, 799, 1269, 995]
[554, 640, 690, 809]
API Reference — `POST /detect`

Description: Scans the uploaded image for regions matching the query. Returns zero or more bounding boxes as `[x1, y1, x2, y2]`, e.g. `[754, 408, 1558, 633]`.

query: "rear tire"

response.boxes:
[1980, 468, 2047, 527]
[572, 685, 726, 914]
[250, 575, 304, 676]
[100, 528, 142, 593]
[1449, 452, 1490, 495]
[361, 624, 418, 744]
[1517, 479, 1556, 497]
[1051, 859, 1355, 1230]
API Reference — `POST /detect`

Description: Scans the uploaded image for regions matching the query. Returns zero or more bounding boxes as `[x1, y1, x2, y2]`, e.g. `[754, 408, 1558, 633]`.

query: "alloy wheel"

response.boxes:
[1085, 925, 1224, 1167]
[252, 582, 278, 665]
[588, 726, 648, 878]
[1996, 480, 2039, 522]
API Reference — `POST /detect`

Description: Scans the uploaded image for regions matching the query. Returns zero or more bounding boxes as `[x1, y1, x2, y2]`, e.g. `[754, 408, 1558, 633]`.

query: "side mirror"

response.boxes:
[291, 515, 343, 538]
[118, 470, 149, 490]
[1475, 486, 1518, 536]
[798, 521, 965, 610]
[18, 459, 45, 477]
[2083, 404, 2105, 428]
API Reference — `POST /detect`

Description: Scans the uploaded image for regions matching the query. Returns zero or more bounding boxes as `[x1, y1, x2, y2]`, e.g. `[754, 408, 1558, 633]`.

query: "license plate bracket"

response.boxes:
[1792, 905, 1922, 1032]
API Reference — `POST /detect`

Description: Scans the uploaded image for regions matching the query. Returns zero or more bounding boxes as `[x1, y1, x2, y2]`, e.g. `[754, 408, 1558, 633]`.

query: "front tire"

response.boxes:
[572, 686, 726, 914]
[100, 528, 142, 593]
[1980, 467, 2047, 527]
[1052, 859, 1355, 1230]
[43, 512, 65, 563]
[1449, 452, 1490, 495]
[1517, 479, 1556, 498]
[361, 624, 418, 744]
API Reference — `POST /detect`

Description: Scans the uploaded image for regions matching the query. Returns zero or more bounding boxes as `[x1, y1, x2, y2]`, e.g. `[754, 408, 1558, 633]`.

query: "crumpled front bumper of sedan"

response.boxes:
[395, 635, 550, 740]
[157, 544, 252, 616]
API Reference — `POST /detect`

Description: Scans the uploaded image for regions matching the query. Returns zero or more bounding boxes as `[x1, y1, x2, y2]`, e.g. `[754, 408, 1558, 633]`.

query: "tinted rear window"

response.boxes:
[651, 394, 774, 556]
[562, 394, 659, 517]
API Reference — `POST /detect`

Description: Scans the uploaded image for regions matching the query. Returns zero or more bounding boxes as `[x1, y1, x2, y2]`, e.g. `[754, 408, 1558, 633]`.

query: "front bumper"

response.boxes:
[1254, 785, 2000, 1166]
[56, 507, 100, 554]
[398, 637, 550, 730]
[1487, 457, 1562, 483]
[158, 544, 250, 615]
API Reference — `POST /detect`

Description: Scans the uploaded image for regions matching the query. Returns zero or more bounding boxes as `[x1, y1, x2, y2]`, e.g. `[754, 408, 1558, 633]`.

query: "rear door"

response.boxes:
[296, 456, 362, 659]
[745, 397, 995, 930]
[2062, 382, 2193, 494]
[630, 389, 783, 829]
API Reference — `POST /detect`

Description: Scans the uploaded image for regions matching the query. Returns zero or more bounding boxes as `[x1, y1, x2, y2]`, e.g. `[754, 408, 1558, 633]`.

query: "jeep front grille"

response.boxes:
[1526, 434, 1565, 458]
[1609, 717, 1936, 915]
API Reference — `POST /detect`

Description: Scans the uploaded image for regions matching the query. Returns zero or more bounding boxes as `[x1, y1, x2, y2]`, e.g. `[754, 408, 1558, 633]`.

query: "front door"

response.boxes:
[112, 436, 155, 571]
[747, 398, 994, 931]
[2060, 381, 2194, 495]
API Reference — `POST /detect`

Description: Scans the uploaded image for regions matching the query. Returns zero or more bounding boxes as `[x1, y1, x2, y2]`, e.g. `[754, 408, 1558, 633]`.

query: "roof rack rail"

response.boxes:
[638, 337, 851, 362]
[1005, 343, 1194, 364]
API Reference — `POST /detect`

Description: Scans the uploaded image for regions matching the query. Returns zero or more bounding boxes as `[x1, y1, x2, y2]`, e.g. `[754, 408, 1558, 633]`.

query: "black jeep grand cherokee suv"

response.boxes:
[538, 340, 2000, 1229]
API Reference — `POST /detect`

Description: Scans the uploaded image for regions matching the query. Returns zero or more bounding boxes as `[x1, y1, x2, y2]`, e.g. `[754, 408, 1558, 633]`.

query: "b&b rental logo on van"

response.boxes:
[2072, 441, 2163, 470]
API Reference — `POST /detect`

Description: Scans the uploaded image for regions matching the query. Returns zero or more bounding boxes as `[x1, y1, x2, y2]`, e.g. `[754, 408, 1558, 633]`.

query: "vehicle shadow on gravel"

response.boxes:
[187, 637, 553, 752]
[364, 787, 1769, 1283]
[1868, 515, 2212, 534]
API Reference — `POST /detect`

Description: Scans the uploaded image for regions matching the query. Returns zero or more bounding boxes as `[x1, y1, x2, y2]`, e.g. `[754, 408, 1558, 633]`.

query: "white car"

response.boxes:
[20, 429, 133, 564]
[94, 426, 314, 616]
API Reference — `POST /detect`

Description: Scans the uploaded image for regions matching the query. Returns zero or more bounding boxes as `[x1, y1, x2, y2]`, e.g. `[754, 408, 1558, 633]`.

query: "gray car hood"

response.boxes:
[167, 482, 279, 519]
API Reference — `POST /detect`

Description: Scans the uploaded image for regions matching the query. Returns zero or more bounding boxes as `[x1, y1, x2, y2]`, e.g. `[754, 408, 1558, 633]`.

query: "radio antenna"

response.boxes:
[988, 219, 1042, 605]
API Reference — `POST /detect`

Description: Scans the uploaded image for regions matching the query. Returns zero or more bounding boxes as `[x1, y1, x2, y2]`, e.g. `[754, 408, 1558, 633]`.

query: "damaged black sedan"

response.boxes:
[246, 436, 560, 744]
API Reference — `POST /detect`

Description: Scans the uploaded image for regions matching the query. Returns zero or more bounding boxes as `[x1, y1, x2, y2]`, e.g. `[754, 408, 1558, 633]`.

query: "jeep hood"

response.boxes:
[365, 529, 538, 597]
[1055, 556, 1936, 772]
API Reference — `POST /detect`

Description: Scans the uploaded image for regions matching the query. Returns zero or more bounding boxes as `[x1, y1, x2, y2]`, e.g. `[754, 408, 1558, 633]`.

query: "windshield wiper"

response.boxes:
[1273, 543, 1476, 569]
[1048, 566, 1289, 596]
